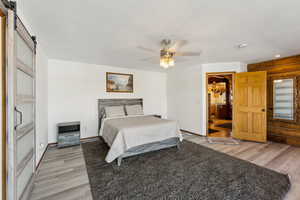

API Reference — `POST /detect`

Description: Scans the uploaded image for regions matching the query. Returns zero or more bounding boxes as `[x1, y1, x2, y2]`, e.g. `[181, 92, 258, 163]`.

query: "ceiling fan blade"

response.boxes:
[140, 56, 158, 61]
[137, 46, 157, 53]
[169, 40, 188, 51]
[175, 51, 201, 56]
[139, 56, 160, 64]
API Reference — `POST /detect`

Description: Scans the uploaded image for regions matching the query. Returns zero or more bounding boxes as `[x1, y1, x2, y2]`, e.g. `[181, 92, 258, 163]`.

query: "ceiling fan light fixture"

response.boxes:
[161, 64, 169, 69]
[160, 62, 169, 69]
[138, 39, 200, 68]
[160, 56, 174, 69]
[169, 59, 175, 66]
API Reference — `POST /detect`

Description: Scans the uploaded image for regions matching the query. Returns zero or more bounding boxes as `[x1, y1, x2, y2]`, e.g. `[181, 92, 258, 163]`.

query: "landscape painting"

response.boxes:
[106, 72, 133, 93]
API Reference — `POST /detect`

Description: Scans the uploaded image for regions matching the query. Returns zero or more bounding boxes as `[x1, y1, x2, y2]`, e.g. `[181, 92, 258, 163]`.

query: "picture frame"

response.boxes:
[106, 72, 133, 93]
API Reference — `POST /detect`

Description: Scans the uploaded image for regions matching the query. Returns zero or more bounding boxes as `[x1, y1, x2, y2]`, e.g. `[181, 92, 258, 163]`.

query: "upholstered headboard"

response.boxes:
[97, 98, 143, 134]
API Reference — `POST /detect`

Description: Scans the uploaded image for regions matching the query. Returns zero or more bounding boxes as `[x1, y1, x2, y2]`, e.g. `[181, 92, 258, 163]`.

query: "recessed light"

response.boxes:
[238, 43, 248, 48]
[275, 54, 281, 58]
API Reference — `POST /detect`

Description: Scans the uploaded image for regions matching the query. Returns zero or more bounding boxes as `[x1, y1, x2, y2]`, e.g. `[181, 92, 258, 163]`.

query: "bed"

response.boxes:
[98, 98, 182, 166]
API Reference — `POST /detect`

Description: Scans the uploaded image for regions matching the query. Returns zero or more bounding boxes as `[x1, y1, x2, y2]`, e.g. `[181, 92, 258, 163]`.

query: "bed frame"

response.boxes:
[98, 98, 180, 166]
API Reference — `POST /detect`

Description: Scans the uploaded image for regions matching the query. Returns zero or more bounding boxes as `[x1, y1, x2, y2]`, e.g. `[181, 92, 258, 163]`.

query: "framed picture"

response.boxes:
[106, 72, 133, 93]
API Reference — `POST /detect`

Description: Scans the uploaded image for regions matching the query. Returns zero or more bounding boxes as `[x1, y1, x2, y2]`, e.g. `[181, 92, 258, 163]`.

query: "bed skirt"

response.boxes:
[116, 137, 180, 166]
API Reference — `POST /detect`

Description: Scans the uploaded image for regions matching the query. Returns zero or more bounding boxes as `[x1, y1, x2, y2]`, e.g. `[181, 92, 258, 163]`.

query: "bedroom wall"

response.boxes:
[35, 47, 48, 163]
[47, 59, 168, 143]
[167, 62, 247, 136]
[167, 65, 203, 135]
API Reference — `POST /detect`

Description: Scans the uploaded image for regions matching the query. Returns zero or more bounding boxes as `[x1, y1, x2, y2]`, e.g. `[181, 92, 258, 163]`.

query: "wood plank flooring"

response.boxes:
[30, 145, 93, 200]
[208, 119, 232, 138]
[31, 134, 300, 200]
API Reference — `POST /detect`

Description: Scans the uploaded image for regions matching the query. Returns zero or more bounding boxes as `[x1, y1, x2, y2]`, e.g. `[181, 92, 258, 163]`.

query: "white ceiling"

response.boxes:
[22, 0, 300, 71]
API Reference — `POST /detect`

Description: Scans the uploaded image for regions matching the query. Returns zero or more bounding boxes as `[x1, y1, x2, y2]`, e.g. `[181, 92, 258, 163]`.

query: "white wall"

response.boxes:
[167, 62, 247, 136]
[35, 47, 48, 163]
[48, 59, 167, 143]
[17, 2, 49, 165]
[167, 65, 203, 134]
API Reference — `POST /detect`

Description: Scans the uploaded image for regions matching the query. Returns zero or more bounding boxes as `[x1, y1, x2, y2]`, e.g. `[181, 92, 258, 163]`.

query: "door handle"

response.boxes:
[261, 109, 266, 112]
[15, 107, 23, 129]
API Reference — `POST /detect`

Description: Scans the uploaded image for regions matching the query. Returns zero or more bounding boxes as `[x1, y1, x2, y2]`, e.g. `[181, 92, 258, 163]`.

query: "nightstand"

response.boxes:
[57, 121, 80, 148]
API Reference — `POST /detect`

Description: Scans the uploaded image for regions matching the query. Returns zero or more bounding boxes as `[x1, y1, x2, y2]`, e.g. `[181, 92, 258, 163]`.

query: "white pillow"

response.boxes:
[104, 106, 125, 118]
[126, 104, 144, 116]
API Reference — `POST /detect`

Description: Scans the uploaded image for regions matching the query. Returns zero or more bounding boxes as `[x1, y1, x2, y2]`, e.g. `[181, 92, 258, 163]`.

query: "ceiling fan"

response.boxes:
[138, 39, 201, 69]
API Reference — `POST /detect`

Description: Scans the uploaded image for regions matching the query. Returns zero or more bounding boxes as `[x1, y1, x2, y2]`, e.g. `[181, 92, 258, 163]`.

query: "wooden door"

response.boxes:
[233, 71, 267, 142]
[1, 12, 6, 200]
[6, 9, 37, 200]
[248, 56, 300, 146]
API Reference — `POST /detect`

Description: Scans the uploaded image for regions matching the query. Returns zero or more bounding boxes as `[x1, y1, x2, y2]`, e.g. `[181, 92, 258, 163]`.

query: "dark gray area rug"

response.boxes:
[82, 139, 290, 200]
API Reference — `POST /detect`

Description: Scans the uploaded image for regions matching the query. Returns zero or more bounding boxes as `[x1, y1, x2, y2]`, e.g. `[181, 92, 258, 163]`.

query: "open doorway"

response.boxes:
[206, 72, 235, 138]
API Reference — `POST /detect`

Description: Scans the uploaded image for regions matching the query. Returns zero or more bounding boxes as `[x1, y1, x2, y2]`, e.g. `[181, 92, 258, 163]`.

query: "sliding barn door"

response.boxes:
[6, 9, 36, 200]
[233, 71, 267, 142]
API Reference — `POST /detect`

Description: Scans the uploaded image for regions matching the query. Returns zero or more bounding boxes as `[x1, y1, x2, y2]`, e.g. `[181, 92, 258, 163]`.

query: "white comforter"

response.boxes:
[99, 115, 182, 163]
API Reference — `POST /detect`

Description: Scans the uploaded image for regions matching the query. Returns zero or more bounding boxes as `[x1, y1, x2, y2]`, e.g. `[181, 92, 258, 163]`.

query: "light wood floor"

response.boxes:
[30, 134, 300, 200]
[208, 119, 232, 138]
[30, 145, 93, 200]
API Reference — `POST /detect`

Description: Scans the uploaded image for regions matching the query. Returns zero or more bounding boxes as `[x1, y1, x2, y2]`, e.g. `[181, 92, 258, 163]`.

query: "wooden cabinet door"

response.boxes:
[233, 71, 267, 142]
